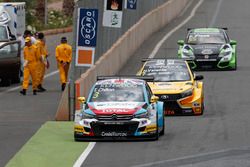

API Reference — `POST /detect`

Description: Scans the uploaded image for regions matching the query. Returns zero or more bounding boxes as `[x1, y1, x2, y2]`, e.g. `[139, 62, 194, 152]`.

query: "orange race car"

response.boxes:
[137, 59, 204, 115]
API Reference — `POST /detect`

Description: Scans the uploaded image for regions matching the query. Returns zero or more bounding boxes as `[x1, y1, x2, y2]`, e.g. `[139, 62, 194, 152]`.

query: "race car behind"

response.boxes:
[138, 59, 204, 116]
[177, 27, 237, 70]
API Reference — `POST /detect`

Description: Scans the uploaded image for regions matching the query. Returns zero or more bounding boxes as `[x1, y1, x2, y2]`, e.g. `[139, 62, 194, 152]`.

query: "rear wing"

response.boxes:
[97, 75, 154, 82]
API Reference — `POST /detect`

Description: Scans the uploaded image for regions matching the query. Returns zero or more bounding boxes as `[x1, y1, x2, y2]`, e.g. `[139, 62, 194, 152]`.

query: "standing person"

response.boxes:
[20, 37, 40, 95]
[18, 30, 37, 49]
[55, 37, 72, 91]
[18, 30, 37, 78]
[35, 32, 48, 92]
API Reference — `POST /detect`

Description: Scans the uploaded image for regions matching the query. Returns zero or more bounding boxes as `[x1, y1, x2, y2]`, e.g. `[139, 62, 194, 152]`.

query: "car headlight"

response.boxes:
[0, 12, 9, 23]
[182, 46, 194, 58]
[219, 48, 232, 57]
[82, 112, 96, 119]
[134, 111, 149, 119]
[181, 88, 193, 98]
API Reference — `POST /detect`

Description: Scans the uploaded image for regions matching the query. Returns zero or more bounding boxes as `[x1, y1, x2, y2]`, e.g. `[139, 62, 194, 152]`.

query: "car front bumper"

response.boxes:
[74, 118, 158, 141]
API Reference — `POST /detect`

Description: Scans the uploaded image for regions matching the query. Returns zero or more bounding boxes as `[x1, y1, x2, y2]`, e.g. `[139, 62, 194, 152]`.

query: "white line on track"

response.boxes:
[0, 70, 59, 96]
[132, 147, 250, 167]
[73, 0, 204, 166]
[209, 0, 223, 27]
[73, 142, 96, 167]
[148, 0, 204, 59]
[179, 0, 194, 17]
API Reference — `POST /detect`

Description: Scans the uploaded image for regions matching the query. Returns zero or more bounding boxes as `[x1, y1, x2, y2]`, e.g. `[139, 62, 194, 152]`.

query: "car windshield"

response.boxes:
[141, 60, 191, 82]
[90, 81, 145, 102]
[187, 32, 226, 44]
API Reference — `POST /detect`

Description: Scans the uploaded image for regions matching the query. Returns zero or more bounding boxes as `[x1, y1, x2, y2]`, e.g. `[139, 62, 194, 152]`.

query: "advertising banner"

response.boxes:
[125, 0, 137, 9]
[103, 0, 123, 28]
[76, 8, 98, 66]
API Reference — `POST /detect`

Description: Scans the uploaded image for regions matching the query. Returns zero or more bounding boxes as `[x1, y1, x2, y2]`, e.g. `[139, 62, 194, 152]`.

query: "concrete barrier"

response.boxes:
[74, 0, 188, 112]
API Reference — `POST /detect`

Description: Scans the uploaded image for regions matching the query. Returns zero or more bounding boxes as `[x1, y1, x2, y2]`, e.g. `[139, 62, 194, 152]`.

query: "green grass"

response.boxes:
[6, 122, 89, 167]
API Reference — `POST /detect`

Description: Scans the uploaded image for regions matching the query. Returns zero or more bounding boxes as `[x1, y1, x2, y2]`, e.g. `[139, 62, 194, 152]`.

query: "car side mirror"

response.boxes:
[150, 95, 159, 103]
[78, 97, 86, 103]
[230, 40, 237, 45]
[177, 40, 184, 46]
[10, 34, 16, 41]
[194, 75, 204, 80]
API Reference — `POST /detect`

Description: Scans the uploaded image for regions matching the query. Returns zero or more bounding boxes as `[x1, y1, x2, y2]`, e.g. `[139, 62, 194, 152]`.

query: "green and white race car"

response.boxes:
[177, 28, 237, 70]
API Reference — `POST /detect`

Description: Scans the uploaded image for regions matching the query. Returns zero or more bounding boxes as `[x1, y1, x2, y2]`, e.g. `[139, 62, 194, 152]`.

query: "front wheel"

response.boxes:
[159, 115, 165, 136]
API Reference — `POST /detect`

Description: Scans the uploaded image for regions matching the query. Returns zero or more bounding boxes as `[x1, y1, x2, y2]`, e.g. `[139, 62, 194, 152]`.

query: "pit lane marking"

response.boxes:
[148, 0, 204, 59]
[73, 142, 96, 167]
[209, 0, 224, 27]
[0, 70, 59, 96]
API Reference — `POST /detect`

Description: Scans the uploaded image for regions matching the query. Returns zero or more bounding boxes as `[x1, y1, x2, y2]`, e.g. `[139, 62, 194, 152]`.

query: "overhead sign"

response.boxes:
[103, 0, 123, 28]
[125, 0, 137, 9]
[76, 8, 98, 67]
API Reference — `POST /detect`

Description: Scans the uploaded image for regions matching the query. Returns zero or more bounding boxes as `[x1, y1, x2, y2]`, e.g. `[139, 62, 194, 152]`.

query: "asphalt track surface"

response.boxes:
[0, 33, 72, 166]
[83, 0, 250, 166]
[1, 0, 250, 167]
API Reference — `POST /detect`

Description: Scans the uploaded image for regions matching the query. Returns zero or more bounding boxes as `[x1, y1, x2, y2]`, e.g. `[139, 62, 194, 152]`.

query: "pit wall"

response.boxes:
[75, 0, 188, 111]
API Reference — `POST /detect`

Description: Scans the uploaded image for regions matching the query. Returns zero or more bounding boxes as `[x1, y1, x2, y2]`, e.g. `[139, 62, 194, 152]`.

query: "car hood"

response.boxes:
[190, 44, 223, 55]
[87, 102, 146, 115]
[148, 81, 193, 94]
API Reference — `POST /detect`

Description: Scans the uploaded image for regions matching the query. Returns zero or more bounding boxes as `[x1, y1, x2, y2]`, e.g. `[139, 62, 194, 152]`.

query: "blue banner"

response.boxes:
[127, 0, 137, 9]
[77, 9, 98, 47]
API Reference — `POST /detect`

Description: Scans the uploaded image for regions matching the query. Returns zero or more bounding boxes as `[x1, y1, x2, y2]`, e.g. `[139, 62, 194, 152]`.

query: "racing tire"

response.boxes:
[74, 133, 82, 142]
[154, 126, 159, 140]
[234, 58, 237, 70]
[200, 102, 204, 115]
[153, 112, 159, 140]
[159, 115, 165, 136]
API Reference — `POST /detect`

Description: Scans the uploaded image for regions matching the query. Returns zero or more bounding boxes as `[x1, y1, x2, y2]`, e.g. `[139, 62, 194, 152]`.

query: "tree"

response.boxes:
[35, 0, 45, 22]
[63, 0, 74, 17]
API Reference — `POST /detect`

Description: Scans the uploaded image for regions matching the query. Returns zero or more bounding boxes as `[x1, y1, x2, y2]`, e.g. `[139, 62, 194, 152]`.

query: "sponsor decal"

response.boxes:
[145, 125, 157, 132]
[165, 110, 175, 115]
[104, 122, 125, 125]
[93, 102, 141, 109]
[193, 102, 200, 107]
[201, 49, 213, 55]
[101, 132, 127, 137]
[183, 109, 192, 113]
[161, 95, 169, 100]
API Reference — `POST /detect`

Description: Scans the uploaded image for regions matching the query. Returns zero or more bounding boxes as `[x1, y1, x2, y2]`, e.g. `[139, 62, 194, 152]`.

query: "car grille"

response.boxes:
[164, 101, 182, 111]
[195, 54, 219, 59]
[96, 114, 134, 121]
[91, 121, 139, 136]
[156, 94, 182, 101]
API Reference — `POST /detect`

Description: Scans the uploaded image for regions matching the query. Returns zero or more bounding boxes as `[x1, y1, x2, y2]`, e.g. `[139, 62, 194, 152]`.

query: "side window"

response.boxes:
[0, 43, 19, 59]
[145, 84, 152, 103]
